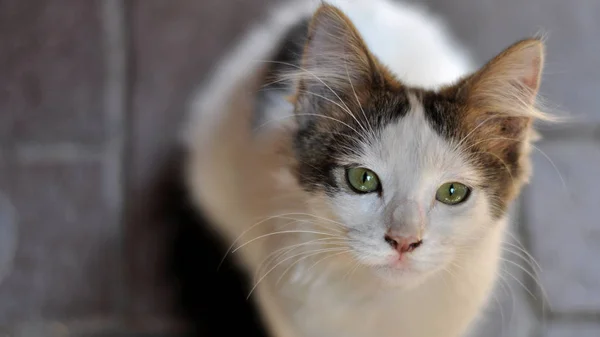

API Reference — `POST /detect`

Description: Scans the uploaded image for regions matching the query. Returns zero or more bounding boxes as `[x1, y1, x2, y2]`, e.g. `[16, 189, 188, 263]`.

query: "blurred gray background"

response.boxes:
[0, 0, 598, 336]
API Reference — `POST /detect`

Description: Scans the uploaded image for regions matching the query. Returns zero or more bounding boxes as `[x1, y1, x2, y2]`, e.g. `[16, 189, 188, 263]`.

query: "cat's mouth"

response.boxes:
[347, 240, 433, 285]
[388, 256, 413, 270]
[353, 250, 430, 286]
[372, 264, 426, 288]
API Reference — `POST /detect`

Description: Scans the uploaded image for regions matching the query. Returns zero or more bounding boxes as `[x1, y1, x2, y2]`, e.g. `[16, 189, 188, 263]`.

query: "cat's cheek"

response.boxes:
[329, 194, 384, 229]
[424, 206, 460, 239]
[410, 234, 455, 269]
[443, 193, 494, 244]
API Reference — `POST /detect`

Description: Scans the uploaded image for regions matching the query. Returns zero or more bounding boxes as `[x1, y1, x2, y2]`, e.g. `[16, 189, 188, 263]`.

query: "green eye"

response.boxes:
[346, 167, 380, 193]
[436, 182, 470, 205]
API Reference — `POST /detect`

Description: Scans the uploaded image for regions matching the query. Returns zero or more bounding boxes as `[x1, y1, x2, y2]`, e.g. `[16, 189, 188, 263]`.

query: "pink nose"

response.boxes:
[384, 234, 422, 254]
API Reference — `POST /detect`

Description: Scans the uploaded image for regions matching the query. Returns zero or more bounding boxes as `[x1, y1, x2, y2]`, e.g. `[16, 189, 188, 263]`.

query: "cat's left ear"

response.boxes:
[450, 38, 553, 186]
[291, 4, 384, 126]
[449, 38, 554, 150]
[457, 38, 550, 123]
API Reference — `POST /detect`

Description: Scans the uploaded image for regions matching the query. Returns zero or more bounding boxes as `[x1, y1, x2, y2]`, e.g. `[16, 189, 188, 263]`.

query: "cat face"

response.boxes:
[295, 90, 501, 286]
[287, 4, 550, 286]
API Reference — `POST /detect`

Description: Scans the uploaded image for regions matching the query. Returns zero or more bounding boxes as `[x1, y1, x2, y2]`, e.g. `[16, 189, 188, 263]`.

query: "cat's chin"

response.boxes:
[371, 265, 430, 289]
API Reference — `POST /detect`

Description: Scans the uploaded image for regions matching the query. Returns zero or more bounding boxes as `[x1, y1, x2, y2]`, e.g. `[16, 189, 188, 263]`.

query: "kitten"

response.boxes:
[177, 1, 551, 336]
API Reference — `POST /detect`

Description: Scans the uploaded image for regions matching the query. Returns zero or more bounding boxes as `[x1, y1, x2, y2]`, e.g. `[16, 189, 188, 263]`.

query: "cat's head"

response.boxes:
[284, 4, 552, 287]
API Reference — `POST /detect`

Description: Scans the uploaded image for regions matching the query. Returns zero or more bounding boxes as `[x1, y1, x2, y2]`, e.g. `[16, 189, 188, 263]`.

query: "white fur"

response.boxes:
[184, 1, 505, 337]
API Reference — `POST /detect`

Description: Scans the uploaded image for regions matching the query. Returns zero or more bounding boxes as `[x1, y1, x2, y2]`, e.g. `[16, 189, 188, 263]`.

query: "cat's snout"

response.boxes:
[384, 233, 422, 254]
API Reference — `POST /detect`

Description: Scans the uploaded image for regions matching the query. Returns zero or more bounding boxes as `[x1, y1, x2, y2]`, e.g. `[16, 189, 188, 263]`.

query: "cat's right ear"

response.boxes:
[291, 4, 383, 126]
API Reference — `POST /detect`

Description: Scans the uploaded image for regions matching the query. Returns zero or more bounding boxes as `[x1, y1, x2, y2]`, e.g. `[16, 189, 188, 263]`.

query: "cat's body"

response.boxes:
[181, 1, 549, 336]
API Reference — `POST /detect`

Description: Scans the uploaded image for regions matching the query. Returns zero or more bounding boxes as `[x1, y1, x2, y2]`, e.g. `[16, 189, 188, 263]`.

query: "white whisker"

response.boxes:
[233, 230, 341, 253]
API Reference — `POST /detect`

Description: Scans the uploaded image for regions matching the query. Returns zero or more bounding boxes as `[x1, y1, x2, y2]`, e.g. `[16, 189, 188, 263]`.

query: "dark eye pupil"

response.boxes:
[449, 184, 455, 195]
[362, 172, 369, 183]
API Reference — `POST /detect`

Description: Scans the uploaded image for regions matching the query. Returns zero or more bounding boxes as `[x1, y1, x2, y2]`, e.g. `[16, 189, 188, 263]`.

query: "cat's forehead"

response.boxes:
[322, 86, 467, 148]
[356, 93, 482, 187]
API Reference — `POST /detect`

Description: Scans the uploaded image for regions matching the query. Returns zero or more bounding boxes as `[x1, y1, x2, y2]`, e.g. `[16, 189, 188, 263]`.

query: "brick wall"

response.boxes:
[0, 0, 598, 336]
